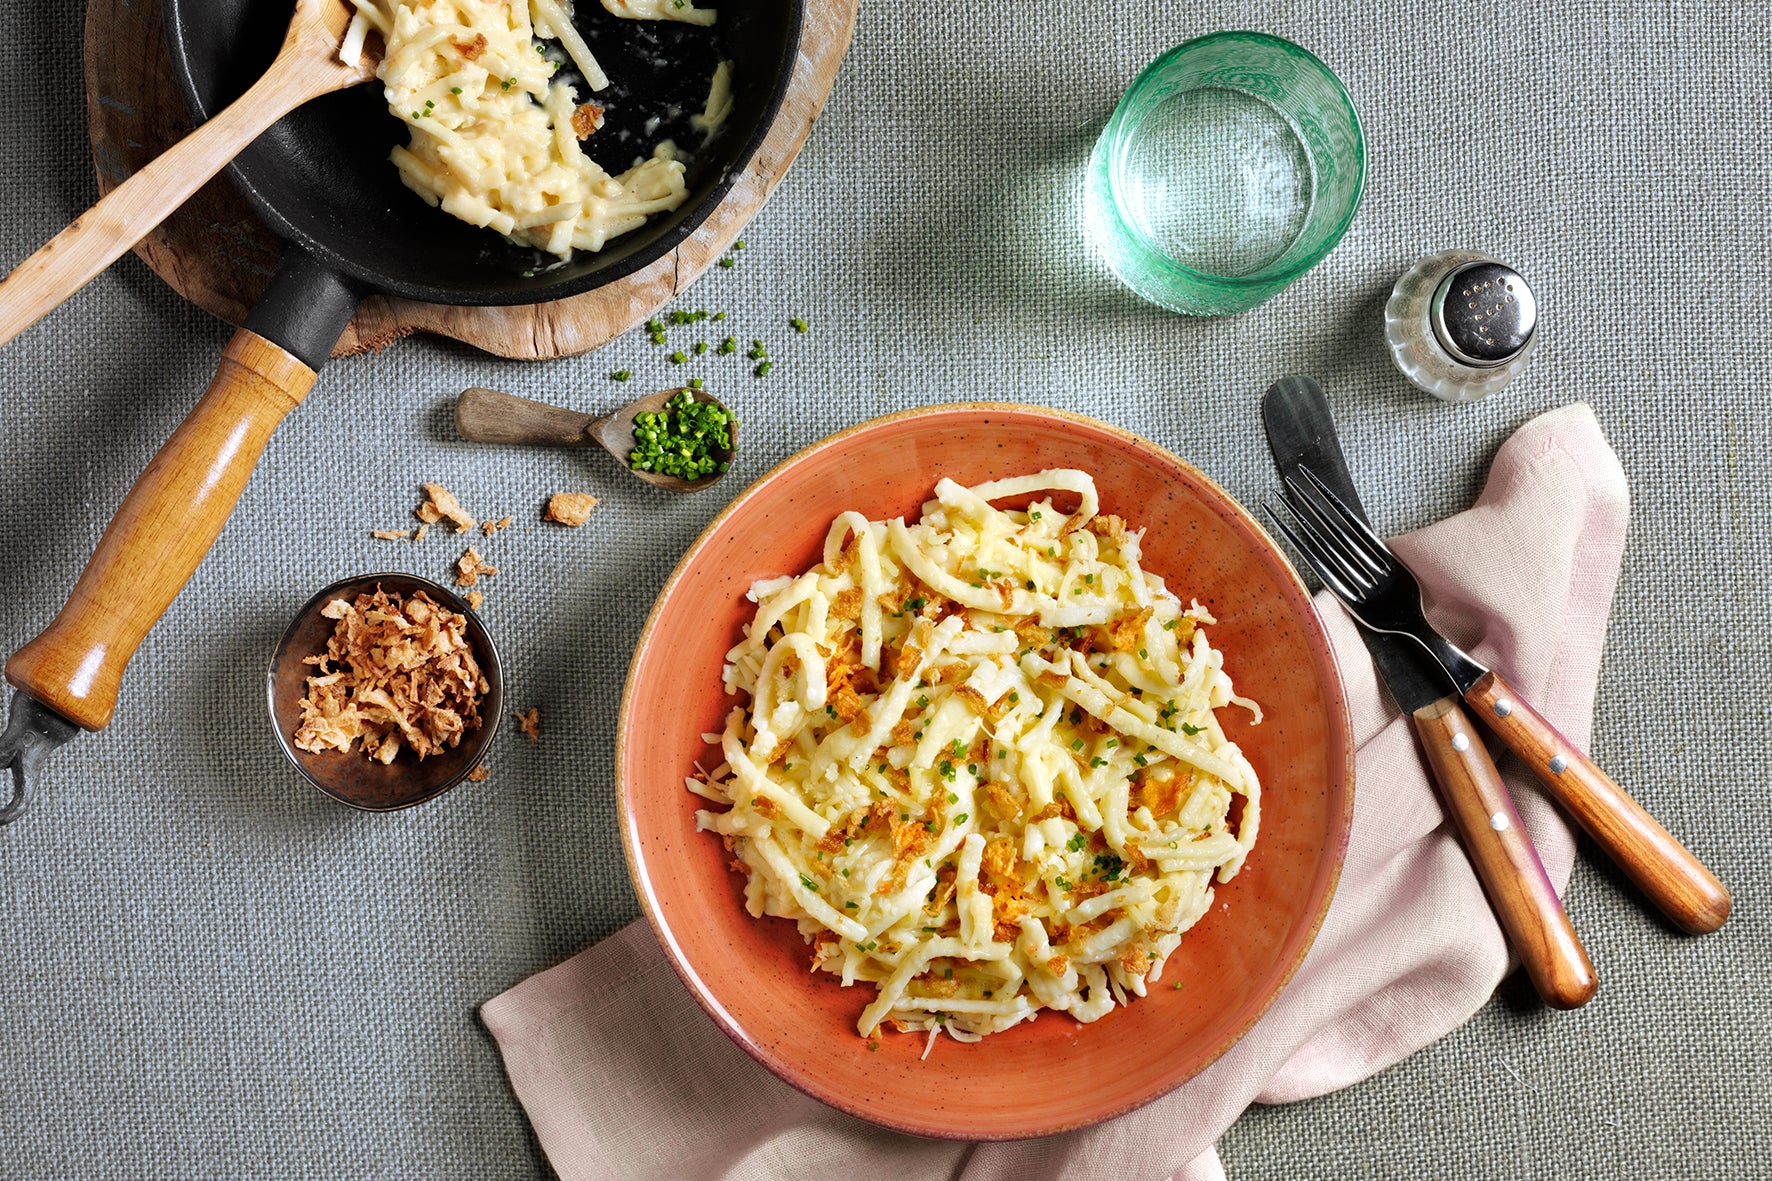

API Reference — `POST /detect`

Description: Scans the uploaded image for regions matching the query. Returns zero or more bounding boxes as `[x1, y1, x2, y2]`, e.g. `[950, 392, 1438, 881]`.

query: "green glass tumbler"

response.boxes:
[1085, 31, 1366, 316]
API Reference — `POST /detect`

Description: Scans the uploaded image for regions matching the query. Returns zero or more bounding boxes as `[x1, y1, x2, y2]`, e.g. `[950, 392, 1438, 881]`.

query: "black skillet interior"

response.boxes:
[163, 0, 802, 307]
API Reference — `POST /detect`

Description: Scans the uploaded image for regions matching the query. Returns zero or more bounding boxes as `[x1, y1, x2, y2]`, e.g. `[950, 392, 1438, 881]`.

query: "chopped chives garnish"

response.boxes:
[626, 388, 736, 480]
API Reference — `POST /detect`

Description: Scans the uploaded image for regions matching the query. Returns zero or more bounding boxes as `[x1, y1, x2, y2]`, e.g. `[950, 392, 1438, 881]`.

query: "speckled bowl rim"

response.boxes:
[616, 402, 1356, 1140]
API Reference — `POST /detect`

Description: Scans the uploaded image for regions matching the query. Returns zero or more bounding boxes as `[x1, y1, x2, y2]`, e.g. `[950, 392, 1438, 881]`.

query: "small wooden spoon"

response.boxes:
[455, 385, 739, 493]
[0, 0, 377, 349]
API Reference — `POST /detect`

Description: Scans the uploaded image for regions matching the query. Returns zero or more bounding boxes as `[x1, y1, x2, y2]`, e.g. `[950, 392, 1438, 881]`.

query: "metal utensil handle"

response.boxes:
[1467, 671, 1731, 935]
[0, 694, 81, 825]
[1412, 696, 1597, 1009]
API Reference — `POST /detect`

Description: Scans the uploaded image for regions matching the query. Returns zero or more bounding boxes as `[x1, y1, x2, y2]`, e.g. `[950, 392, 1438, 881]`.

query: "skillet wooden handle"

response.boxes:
[1466, 671, 1731, 935]
[1412, 696, 1598, 1010]
[5, 331, 314, 730]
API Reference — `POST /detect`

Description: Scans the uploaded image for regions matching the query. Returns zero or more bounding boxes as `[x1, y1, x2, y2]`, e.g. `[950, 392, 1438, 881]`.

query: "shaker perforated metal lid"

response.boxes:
[1430, 261, 1537, 368]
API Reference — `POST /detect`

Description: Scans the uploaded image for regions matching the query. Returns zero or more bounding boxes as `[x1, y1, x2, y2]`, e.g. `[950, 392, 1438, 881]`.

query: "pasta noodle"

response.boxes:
[693, 470, 1263, 1048]
[689, 60, 736, 141]
[342, 0, 712, 258]
[601, 0, 718, 25]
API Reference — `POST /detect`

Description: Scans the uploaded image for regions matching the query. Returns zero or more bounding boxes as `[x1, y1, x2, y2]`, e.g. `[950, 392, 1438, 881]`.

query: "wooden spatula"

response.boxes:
[0, 0, 377, 349]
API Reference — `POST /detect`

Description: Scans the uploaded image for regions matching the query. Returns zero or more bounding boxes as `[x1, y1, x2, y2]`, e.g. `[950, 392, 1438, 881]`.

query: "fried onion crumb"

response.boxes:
[544, 492, 599, 527]
[467, 764, 489, 782]
[371, 529, 413, 541]
[419, 483, 479, 533]
[292, 587, 488, 764]
[516, 707, 541, 744]
[571, 103, 605, 139]
[466, 590, 484, 610]
[456, 546, 498, 587]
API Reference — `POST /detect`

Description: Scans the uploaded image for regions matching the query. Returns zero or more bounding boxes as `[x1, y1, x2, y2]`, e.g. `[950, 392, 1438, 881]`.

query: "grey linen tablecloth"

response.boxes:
[1, 1, 1767, 1177]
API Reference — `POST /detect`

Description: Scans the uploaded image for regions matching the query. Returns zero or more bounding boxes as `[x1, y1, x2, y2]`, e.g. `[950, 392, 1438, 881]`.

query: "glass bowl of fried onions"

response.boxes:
[618, 404, 1355, 1139]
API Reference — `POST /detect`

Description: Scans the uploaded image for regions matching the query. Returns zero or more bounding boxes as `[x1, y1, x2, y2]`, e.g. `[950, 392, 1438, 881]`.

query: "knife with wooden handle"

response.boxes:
[1262, 375, 1728, 938]
[1262, 377, 1598, 1008]
[1410, 697, 1596, 1007]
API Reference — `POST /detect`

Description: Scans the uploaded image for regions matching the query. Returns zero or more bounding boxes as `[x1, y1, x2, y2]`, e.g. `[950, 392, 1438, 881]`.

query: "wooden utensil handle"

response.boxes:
[1413, 697, 1598, 1009]
[455, 387, 597, 447]
[0, 32, 357, 349]
[1466, 671, 1730, 934]
[4, 331, 315, 730]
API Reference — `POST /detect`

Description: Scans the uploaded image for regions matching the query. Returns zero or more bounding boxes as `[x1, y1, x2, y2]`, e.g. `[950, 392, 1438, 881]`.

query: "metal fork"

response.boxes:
[1270, 465, 1489, 693]
[1268, 464, 1731, 936]
[1268, 467, 1599, 1006]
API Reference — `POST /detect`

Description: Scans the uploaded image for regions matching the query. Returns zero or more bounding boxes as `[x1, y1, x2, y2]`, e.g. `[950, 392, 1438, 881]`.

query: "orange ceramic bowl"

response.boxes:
[617, 404, 1354, 1140]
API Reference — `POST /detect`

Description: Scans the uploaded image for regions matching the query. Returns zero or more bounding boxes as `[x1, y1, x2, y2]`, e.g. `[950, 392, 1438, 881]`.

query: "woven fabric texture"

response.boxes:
[0, 0, 1766, 1178]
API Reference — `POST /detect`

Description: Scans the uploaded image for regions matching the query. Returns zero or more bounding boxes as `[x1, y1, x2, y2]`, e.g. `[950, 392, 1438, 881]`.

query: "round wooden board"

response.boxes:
[82, 0, 857, 361]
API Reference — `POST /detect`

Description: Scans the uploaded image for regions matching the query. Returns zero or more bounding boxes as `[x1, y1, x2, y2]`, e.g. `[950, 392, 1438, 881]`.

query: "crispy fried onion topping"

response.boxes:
[293, 588, 489, 764]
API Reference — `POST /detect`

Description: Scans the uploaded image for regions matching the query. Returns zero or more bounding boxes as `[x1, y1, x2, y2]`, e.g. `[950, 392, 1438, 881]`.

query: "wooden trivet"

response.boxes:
[82, 0, 858, 360]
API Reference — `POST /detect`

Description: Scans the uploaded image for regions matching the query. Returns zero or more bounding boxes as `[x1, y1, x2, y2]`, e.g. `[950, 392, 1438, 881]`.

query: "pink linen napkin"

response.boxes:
[481, 402, 1629, 1181]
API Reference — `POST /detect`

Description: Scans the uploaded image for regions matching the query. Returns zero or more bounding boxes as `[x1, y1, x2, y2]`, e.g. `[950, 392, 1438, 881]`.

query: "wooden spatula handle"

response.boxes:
[4, 331, 314, 730]
[1412, 696, 1598, 1009]
[0, 8, 367, 349]
[1466, 671, 1730, 934]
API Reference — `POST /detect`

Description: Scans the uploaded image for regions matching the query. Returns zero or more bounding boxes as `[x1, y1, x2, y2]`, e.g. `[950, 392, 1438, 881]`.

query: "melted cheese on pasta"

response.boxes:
[343, 0, 698, 258]
[692, 470, 1263, 1048]
[602, 0, 717, 25]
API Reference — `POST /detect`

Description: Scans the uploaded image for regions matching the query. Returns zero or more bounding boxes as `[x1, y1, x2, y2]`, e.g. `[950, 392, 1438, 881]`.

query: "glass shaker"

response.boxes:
[1384, 250, 1538, 401]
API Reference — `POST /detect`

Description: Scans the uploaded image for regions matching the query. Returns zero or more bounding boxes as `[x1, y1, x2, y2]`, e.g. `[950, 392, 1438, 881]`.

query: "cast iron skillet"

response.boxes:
[0, 0, 803, 823]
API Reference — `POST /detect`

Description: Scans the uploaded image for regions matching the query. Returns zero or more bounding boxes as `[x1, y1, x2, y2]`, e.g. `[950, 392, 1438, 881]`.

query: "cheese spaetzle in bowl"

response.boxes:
[697, 469, 1263, 1047]
[618, 405, 1355, 1139]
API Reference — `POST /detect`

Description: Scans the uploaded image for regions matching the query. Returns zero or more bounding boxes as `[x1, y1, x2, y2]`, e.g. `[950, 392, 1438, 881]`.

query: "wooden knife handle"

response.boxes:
[1466, 671, 1730, 935]
[455, 386, 597, 447]
[1412, 696, 1598, 1009]
[5, 331, 314, 730]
